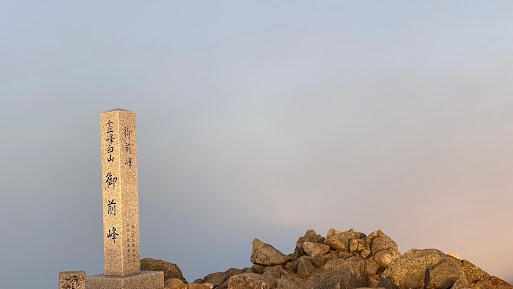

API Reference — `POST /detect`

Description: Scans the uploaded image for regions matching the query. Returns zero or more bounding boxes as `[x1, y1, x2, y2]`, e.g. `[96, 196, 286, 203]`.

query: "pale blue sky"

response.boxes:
[1, 1, 513, 288]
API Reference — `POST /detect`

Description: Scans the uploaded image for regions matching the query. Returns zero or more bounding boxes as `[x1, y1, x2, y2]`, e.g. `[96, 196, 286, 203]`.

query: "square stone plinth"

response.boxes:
[86, 271, 164, 289]
[60, 271, 86, 289]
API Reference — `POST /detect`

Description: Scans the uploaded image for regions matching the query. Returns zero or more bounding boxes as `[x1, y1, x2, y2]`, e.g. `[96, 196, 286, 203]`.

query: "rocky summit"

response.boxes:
[142, 228, 512, 289]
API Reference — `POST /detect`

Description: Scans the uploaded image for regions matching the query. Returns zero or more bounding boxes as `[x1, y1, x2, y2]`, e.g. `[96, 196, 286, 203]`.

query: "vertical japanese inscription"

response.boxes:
[103, 118, 119, 246]
[100, 109, 140, 276]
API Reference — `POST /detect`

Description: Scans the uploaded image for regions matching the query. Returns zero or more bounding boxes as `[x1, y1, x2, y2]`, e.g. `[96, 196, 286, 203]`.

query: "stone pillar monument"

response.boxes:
[87, 108, 163, 289]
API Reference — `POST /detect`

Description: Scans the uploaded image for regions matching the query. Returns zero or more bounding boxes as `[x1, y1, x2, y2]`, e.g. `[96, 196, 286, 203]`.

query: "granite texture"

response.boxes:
[100, 109, 140, 276]
[59, 271, 86, 289]
[86, 271, 164, 289]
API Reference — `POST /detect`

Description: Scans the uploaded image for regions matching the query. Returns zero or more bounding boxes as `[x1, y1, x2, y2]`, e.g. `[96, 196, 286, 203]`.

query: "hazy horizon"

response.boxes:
[1, 1, 512, 288]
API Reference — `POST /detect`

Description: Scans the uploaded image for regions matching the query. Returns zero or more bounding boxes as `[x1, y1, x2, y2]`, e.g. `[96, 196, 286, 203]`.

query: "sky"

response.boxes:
[1, 1, 513, 288]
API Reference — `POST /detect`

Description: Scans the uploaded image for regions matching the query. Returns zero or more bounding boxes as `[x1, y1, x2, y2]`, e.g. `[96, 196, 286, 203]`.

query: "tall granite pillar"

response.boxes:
[87, 108, 163, 289]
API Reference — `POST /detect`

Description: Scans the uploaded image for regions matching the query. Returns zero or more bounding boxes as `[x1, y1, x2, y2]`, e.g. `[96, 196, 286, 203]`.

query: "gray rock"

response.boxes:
[350, 239, 367, 254]
[327, 228, 342, 237]
[473, 276, 513, 289]
[306, 255, 329, 269]
[217, 278, 230, 289]
[327, 228, 365, 239]
[365, 259, 379, 276]
[313, 257, 370, 289]
[294, 237, 306, 259]
[192, 279, 204, 284]
[350, 229, 366, 240]
[370, 235, 398, 256]
[324, 233, 351, 252]
[304, 230, 317, 242]
[364, 230, 385, 251]
[252, 264, 265, 274]
[203, 272, 226, 287]
[224, 268, 244, 279]
[303, 242, 330, 257]
[461, 259, 491, 285]
[373, 248, 401, 267]
[451, 278, 473, 289]
[297, 257, 316, 279]
[426, 257, 467, 289]
[377, 276, 394, 289]
[251, 238, 292, 266]
[381, 249, 449, 289]
[228, 273, 278, 289]
[314, 234, 325, 244]
[263, 265, 283, 280]
[140, 258, 187, 283]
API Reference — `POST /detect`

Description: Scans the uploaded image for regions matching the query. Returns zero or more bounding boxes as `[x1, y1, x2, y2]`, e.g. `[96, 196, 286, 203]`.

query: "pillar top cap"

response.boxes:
[103, 108, 132, 113]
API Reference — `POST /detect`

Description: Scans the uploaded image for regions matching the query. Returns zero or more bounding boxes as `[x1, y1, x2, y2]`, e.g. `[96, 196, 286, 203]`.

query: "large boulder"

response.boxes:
[313, 257, 370, 289]
[425, 257, 467, 289]
[327, 228, 343, 237]
[364, 230, 385, 250]
[303, 242, 330, 257]
[368, 233, 401, 268]
[217, 278, 230, 289]
[224, 268, 244, 279]
[370, 235, 398, 255]
[365, 259, 379, 277]
[304, 230, 317, 242]
[324, 229, 365, 253]
[379, 249, 451, 289]
[203, 272, 226, 287]
[373, 248, 401, 268]
[228, 273, 278, 289]
[461, 259, 491, 285]
[473, 276, 513, 289]
[324, 233, 351, 252]
[251, 238, 292, 266]
[297, 257, 316, 279]
[140, 258, 186, 283]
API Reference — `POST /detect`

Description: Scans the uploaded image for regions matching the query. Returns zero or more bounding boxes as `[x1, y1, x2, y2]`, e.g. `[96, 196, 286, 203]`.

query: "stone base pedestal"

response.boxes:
[86, 271, 164, 289]
[60, 271, 86, 289]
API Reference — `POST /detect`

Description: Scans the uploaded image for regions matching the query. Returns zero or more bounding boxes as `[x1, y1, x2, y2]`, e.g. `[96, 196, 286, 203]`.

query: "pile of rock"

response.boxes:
[145, 228, 512, 289]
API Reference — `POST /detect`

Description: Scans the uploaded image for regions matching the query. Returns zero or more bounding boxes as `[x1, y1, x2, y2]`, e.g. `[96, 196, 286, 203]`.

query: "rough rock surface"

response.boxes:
[324, 231, 352, 252]
[140, 258, 187, 283]
[203, 272, 226, 287]
[302, 242, 330, 257]
[297, 257, 315, 279]
[426, 257, 467, 289]
[228, 273, 277, 289]
[313, 257, 370, 289]
[380, 249, 448, 289]
[149, 228, 512, 289]
[251, 238, 292, 266]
